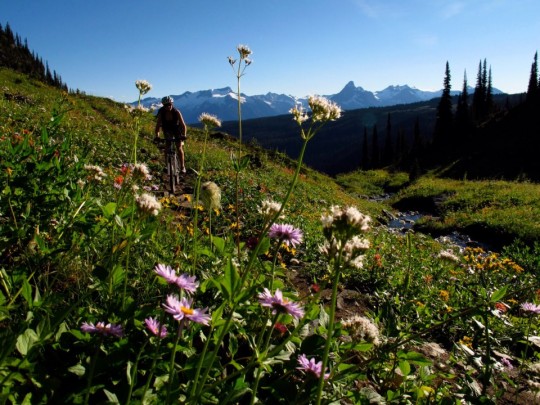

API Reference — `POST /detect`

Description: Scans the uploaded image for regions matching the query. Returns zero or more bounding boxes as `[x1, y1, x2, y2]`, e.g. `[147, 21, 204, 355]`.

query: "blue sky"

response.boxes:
[1, 0, 539, 102]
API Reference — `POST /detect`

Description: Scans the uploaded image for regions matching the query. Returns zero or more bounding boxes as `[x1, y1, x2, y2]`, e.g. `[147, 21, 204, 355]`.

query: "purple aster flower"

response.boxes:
[144, 317, 168, 338]
[500, 357, 513, 370]
[258, 288, 305, 319]
[521, 302, 540, 314]
[81, 321, 123, 338]
[154, 264, 178, 284]
[297, 354, 330, 379]
[176, 273, 199, 294]
[268, 223, 303, 248]
[163, 295, 211, 325]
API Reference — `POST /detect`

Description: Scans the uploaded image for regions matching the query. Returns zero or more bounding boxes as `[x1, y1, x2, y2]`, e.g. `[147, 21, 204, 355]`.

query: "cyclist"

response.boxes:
[154, 96, 187, 173]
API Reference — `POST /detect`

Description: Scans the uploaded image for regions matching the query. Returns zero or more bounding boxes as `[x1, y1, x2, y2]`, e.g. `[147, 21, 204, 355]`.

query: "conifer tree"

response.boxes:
[362, 127, 370, 169]
[371, 125, 380, 169]
[382, 113, 393, 166]
[433, 61, 453, 152]
[526, 51, 538, 103]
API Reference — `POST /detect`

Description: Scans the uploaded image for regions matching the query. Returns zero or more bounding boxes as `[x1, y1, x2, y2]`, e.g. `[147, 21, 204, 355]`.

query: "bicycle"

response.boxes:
[154, 137, 182, 194]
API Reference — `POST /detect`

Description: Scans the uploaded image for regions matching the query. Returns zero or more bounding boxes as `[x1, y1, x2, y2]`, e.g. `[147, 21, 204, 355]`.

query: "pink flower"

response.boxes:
[521, 302, 540, 314]
[81, 321, 123, 338]
[144, 317, 168, 338]
[154, 264, 177, 284]
[258, 288, 304, 319]
[176, 274, 199, 294]
[297, 354, 330, 379]
[269, 223, 303, 248]
[163, 295, 211, 325]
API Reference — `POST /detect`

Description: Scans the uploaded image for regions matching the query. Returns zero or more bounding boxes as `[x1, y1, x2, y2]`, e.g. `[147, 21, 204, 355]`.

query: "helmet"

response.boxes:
[161, 96, 173, 105]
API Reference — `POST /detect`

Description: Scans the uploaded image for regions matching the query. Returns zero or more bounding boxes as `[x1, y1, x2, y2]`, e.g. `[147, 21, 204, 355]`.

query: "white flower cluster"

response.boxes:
[84, 164, 107, 182]
[198, 113, 222, 129]
[258, 199, 284, 220]
[342, 314, 381, 346]
[237, 44, 252, 58]
[132, 163, 152, 181]
[201, 181, 221, 211]
[135, 80, 152, 95]
[321, 205, 371, 234]
[437, 249, 460, 263]
[308, 95, 342, 122]
[319, 235, 370, 269]
[289, 104, 309, 125]
[320, 206, 371, 267]
[135, 193, 162, 216]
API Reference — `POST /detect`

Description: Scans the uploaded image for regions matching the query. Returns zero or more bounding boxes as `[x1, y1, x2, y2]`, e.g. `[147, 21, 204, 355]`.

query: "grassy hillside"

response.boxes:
[1, 68, 540, 404]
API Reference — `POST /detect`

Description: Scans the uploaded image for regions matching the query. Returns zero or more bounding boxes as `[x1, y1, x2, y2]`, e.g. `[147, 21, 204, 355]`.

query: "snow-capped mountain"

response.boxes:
[135, 81, 503, 124]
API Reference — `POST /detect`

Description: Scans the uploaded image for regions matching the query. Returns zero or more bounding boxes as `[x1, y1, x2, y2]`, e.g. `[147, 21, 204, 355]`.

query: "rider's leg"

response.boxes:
[178, 141, 186, 172]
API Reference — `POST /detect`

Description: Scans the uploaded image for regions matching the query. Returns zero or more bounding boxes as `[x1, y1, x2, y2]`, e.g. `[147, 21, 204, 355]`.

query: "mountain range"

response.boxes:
[135, 81, 503, 124]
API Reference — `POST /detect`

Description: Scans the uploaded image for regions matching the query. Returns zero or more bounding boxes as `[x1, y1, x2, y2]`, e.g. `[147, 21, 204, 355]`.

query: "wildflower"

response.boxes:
[84, 164, 107, 182]
[258, 199, 284, 220]
[521, 302, 540, 314]
[201, 182, 221, 211]
[269, 223, 303, 248]
[437, 249, 460, 263]
[114, 175, 124, 189]
[297, 354, 330, 380]
[290, 104, 309, 124]
[81, 321, 123, 338]
[342, 315, 381, 346]
[77, 179, 86, 189]
[135, 79, 152, 95]
[199, 112, 222, 129]
[307, 95, 342, 122]
[321, 205, 371, 243]
[135, 193, 162, 216]
[258, 288, 304, 319]
[439, 290, 450, 302]
[310, 284, 320, 293]
[154, 264, 178, 284]
[237, 44, 252, 59]
[319, 235, 370, 268]
[145, 317, 168, 338]
[500, 357, 513, 370]
[163, 295, 211, 325]
[227, 56, 236, 66]
[494, 302, 509, 313]
[132, 163, 151, 180]
[176, 273, 199, 294]
[274, 322, 288, 335]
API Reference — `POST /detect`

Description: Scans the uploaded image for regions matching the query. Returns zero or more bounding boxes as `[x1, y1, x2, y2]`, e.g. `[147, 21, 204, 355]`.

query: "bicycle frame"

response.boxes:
[157, 138, 181, 194]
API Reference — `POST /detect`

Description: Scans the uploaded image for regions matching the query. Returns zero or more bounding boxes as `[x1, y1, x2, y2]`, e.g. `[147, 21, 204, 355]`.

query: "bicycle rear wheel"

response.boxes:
[168, 153, 178, 193]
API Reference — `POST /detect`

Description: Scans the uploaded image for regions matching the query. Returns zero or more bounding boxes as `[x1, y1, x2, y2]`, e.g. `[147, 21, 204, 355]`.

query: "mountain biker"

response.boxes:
[154, 96, 187, 173]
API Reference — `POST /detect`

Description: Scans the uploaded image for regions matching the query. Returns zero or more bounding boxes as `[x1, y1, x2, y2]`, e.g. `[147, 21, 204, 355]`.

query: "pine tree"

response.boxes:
[382, 113, 393, 166]
[526, 51, 538, 103]
[433, 61, 453, 152]
[362, 127, 370, 170]
[371, 125, 380, 169]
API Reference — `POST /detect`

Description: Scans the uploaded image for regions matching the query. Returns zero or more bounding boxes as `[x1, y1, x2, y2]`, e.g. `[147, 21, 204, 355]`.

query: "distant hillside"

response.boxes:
[217, 93, 527, 177]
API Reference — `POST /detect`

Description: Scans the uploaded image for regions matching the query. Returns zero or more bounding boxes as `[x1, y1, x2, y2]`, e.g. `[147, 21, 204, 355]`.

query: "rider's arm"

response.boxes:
[154, 111, 162, 138]
[177, 110, 187, 137]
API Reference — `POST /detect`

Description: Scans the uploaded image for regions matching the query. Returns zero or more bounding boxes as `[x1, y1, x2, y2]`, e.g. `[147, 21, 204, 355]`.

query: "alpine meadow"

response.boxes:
[2, 24, 540, 404]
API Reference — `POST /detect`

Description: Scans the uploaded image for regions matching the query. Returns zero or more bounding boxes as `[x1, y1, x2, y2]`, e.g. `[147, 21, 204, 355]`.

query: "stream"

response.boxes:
[372, 194, 494, 252]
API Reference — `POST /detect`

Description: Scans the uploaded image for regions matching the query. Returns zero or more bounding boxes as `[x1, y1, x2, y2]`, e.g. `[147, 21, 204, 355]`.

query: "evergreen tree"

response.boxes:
[362, 127, 370, 170]
[455, 71, 472, 144]
[433, 61, 453, 152]
[371, 125, 380, 169]
[526, 51, 538, 103]
[486, 66, 494, 114]
[382, 113, 393, 166]
[472, 60, 485, 120]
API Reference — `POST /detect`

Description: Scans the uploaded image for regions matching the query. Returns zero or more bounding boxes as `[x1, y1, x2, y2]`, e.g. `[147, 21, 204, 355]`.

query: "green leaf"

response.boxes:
[102, 202, 117, 219]
[222, 258, 239, 301]
[490, 285, 508, 303]
[398, 360, 411, 376]
[212, 236, 226, 254]
[16, 328, 39, 355]
[68, 364, 86, 377]
[103, 389, 120, 404]
[21, 278, 32, 307]
[405, 351, 432, 366]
